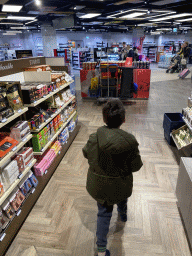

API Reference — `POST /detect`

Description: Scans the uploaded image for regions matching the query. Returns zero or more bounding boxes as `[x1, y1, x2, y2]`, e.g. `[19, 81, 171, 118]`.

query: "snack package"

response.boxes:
[10, 121, 30, 142]
[9, 192, 21, 212]
[16, 190, 25, 204]
[0, 137, 19, 159]
[2, 201, 15, 219]
[28, 173, 38, 187]
[6, 84, 23, 111]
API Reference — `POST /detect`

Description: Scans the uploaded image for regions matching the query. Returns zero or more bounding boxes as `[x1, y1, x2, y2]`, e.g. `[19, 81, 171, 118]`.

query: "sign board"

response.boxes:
[0, 57, 46, 77]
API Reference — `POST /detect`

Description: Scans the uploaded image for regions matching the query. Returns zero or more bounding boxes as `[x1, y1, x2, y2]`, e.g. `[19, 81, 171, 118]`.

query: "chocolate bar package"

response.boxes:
[29, 174, 38, 187]
[2, 201, 15, 219]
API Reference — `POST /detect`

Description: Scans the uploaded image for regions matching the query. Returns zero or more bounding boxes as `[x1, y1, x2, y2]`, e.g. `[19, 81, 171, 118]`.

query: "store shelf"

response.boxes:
[0, 134, 33, 168]
[34, 111, 76, 155]
[0, 158, 37, 206]
[0, 107, 28, 129]
[31, 96, 75, 133]
[183, 117, 192, 132]
[24, 81, 74, 107]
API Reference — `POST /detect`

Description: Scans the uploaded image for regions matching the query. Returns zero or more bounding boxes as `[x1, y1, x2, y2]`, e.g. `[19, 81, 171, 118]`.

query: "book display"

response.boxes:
[0, 58, 80, 256]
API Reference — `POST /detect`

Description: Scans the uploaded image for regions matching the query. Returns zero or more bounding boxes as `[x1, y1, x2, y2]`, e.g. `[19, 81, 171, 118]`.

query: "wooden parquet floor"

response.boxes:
[5, 76, 192, 256]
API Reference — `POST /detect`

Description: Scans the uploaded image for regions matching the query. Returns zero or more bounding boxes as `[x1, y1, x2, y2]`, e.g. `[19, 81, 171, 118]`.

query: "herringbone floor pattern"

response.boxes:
[5, 76, 192, 256]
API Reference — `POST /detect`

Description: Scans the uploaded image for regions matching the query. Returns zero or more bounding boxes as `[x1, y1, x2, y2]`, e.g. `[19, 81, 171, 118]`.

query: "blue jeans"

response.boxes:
[96, 199, 128, 251]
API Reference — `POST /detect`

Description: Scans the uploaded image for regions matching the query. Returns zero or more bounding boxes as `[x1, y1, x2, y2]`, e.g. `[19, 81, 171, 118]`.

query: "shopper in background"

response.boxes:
[133, 46, 139, 61]
[120, 42, 128, 60]
[172, 43, 176, 54]
[127, 45, 134, 59]
[179, 42, 190, 59]
[83, 99, 143, 256]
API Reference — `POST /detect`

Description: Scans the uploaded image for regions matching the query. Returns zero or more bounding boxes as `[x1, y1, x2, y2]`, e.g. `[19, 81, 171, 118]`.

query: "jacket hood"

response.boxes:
[97, 126, 134, 154]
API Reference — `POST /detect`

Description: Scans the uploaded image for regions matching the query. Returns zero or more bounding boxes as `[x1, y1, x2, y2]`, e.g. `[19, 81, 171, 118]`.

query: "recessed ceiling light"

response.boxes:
[147, 10, 150, 14]
[74, 7, 77, 10]
[79, 13, 101, 19]
[177, 18, 192, 22]
[35, 0, 41, 6]
[150, 13, 192, 22]
[156, 28, 172, 31]
[7, 16, 36, 21]
[120, 12, 146, 19]
[2, 5, 22, 12]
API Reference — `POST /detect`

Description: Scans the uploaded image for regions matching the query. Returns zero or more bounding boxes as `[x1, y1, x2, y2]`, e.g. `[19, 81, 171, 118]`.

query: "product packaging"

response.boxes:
[0, 209, 9, 231]
[2, 201, 15, 219]
[10, 121, 30, 142]
[6, 84, 23, 111]
[28, 173, 38, 187]
[0, 137, 19, 159]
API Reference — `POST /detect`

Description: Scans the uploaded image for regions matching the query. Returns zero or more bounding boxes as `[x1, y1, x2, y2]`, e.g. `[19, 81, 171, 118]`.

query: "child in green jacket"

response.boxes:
[83, 98, 143, 256]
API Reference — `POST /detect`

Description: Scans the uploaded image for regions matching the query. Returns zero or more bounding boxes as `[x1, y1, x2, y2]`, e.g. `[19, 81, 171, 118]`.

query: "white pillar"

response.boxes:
[41, 25, 57, 57]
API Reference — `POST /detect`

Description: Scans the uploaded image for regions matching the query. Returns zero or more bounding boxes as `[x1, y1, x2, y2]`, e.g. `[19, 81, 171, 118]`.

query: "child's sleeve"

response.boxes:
[130, 144, 143, 173]
[82, 133, 97, 159]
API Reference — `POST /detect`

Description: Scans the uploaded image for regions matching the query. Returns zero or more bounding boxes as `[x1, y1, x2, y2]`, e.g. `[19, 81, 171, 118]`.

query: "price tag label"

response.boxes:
[1, 118, 7, 123]
[43, 95, 47, 98]
[0, 233, 6, 242]
[58, 151, 61, 155]
[45, 170, 48, 174]
[18, 109, 22, 113]
[16, 209, 21, 216]
[18, 173, 23, 179]
[31, 188, 35, 194]
[34, 101, 37, 104]
[12, 146, 17, 152]
[22, 137, 27, 142]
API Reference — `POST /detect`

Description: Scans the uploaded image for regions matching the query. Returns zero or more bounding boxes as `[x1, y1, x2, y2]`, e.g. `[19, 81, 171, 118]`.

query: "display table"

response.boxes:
[80, 67, 151, 99]
[176, 157, 192, 248]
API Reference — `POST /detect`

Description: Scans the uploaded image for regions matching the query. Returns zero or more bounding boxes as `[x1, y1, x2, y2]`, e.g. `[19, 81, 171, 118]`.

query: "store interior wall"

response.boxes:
[0, 31, 191, 57]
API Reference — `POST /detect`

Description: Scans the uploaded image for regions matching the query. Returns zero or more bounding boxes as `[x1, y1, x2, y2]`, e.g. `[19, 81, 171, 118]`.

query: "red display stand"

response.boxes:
[133, 69, 151, 99]
[125, 57, 133, 67]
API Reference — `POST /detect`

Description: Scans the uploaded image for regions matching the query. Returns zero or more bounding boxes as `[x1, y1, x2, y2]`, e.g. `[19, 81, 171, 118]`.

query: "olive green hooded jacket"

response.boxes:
[82, 126, 143, 205]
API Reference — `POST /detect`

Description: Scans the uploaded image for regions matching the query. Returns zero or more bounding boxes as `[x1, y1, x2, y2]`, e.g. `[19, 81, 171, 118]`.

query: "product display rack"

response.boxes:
[32, 96, 75, 133]
[0, 159, 36, 206]
[0, 107, 28, 129]
[0, 134, 32, 169]
[34, 111, 77, 155]
[0, 58, 80, 255]
[0, 124, 80, 256]
[23, 81, 74, 107]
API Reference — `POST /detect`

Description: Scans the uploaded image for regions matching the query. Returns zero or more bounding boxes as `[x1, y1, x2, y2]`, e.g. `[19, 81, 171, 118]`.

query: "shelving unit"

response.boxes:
[0, 134, 32, 168]
[34, 111, 76, 155]
[0, 58, 80, 255]
[24, 81, 74, 107]
[0, 158, 37, 206]
[32, 96, 75, 132]
[0, 107, 28, 129]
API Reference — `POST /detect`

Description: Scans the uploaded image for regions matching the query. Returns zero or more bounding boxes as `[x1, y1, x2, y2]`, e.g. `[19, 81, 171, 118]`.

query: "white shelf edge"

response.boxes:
[32, 96, 76, 133]
[0, 158, 37, 206]
[183, 117, 192, 132]
[33, 111, 77, 155]
[24, 80, 74, 107]
[0, 107, 28, 129]
[0, 134, 33, 168]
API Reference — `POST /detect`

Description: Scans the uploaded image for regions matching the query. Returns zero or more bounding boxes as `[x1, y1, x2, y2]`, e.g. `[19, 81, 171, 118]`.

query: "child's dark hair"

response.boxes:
[102, 98, 125, 128]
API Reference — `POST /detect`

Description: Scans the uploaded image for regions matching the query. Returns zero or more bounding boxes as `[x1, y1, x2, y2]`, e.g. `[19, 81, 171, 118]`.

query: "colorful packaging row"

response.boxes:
[82, 62, 97, 71]
[34, 141, 62, 176]
[23, 65, 52, 72]
[21, 82, 57, 104]
[0, 172, 38, 232]
[0, 147, 34, 191]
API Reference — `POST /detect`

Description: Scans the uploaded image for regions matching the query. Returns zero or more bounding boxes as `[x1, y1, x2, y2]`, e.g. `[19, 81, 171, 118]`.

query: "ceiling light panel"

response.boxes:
[177, 18, 192, 22]
[79, 13, 101, 19]
[150, 13, 192, 22]
[114, 0, 143, 5]
[7, 16, 36, 21]
[2, 5, 22, 12]
[3, 33, 16, 35]
[119, 12, 146, 19]
[6, 30, 22, 33]
[10, 27, 29, 29]
[0, 22, 22, 25]
[152, 0, 184, 5]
